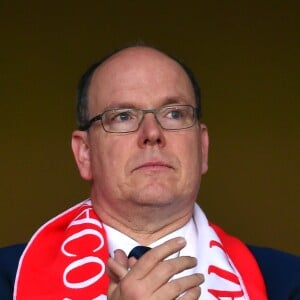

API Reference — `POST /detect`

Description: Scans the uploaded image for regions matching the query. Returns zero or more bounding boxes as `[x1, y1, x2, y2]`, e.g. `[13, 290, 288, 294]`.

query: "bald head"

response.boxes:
[76, 45, 201, 130]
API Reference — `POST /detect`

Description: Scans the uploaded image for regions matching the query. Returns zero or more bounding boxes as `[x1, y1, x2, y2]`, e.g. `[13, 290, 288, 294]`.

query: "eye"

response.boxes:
[165, 108, 186, 120]
[116, 112, 131, 121]
[168, 110, 182, 119]
[107, 109, 137, 123]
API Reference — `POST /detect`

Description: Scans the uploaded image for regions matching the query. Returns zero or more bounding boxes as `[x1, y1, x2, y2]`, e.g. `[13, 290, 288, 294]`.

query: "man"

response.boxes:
[0, 45, 299, 300]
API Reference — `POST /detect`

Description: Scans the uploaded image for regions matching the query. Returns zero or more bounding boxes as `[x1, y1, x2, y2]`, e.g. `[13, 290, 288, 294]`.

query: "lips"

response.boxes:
[132, 161, 173, 172]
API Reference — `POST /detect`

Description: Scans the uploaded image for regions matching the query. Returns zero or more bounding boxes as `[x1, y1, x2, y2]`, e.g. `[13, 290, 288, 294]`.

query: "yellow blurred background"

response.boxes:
[0, 1, 299, 255]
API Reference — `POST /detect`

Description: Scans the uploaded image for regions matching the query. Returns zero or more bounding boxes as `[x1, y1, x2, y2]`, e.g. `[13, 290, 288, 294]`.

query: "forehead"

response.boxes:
[88, 47, 195, 112]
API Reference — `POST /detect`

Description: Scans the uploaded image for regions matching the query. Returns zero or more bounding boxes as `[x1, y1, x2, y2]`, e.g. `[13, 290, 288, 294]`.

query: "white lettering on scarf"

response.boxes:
[207, 240, 244, 299]
[61, 205, 106, 299]
[154, 204, 248, 299]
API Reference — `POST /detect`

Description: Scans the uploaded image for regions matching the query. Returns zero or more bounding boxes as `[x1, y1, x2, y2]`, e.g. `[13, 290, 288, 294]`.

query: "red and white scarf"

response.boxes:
[14, 200, 267, 299]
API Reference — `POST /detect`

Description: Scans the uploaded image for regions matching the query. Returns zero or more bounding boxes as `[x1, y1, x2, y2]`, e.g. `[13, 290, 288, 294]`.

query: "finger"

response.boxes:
[179, 286, 201, 300]
[106, 257, 129, 300]
[106, 250, 128, 283]
[106, 257, 128, 280]
[144, 256, 199, 290]
[128, 237, 186, 279]
[128, 256, 138, 269]
[114, 249, 128, 267]
[156, 273, 204, 300]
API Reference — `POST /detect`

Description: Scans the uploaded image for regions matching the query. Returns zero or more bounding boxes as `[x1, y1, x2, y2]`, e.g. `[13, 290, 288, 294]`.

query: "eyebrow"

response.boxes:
[163, 97, 186, 106]
[103, 97, 188, 111]
[104, 102, 137, 110]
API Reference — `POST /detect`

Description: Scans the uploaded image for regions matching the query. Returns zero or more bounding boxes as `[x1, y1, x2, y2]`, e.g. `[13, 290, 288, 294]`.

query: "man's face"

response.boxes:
[72, 47, 208, 222]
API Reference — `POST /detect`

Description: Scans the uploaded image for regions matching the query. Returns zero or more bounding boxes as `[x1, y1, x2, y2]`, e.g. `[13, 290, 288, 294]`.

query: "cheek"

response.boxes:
[178, 134, 202, 166]
[91, 137, 130, 180]
[177, 134, 202, 185]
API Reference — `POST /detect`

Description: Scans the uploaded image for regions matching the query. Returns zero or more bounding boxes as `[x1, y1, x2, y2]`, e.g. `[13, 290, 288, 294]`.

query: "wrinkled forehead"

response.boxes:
[87, 47, 196, 112]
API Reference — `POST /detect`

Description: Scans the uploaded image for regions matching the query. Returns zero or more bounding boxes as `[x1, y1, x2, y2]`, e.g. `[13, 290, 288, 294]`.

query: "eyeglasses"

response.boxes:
[79, 104, 200, 133]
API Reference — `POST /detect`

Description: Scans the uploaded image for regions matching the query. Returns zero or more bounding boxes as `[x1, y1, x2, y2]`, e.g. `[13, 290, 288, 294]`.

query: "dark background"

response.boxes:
[1, 1, 299, 255]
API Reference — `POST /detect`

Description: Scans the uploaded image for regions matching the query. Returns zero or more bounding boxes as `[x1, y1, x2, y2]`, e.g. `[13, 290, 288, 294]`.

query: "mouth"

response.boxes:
[132, 161, 173, 172]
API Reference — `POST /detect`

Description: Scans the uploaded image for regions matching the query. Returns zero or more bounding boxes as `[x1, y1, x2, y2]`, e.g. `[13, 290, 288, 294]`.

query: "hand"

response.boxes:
[106, 237, 204, 300]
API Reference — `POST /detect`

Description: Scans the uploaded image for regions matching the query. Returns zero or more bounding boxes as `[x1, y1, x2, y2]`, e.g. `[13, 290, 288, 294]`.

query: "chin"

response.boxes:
[133, 185, 177, 206]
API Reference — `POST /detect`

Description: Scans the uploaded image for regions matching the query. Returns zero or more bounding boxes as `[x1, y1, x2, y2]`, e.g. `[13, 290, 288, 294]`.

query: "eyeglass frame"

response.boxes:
[79, 104, 201, 133]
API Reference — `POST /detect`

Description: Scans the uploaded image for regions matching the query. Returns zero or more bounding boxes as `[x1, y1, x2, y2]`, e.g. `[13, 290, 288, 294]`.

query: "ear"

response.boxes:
[200, 124, 209, 174]
[71, 130, 92, 181]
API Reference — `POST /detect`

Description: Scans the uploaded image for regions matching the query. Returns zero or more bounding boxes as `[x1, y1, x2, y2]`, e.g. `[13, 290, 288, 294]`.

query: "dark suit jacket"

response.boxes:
[0, 243, 299, 299]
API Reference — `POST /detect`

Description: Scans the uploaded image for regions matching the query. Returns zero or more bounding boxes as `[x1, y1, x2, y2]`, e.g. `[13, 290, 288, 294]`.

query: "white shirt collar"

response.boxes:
[103, 218, 194, 259]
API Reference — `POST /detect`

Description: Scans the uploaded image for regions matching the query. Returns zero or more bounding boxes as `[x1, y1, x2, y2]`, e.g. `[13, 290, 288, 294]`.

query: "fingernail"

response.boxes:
[177, 237, 186, 245]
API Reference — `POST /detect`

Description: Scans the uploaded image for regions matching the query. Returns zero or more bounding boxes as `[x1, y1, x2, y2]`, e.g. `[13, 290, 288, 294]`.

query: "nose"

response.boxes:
[137, 112, 166, 148]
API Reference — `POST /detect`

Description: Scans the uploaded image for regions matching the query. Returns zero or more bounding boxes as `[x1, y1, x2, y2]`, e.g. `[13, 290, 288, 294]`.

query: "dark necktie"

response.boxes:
[128, 246, 151, 259]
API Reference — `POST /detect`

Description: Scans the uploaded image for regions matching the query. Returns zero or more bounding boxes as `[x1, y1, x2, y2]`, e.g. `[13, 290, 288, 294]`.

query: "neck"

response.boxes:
[92, 200, 193, 245]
